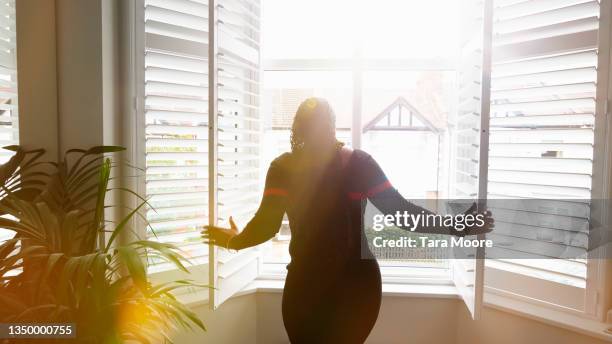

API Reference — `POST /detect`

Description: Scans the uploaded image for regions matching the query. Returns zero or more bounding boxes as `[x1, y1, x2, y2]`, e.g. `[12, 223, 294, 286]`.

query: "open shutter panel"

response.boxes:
[451, 0, 493, 320]
[484, 0, 600, 309]
[211, 0, 261, 308]
[144, 0, 211, 291]
[0, 0, 17, 245]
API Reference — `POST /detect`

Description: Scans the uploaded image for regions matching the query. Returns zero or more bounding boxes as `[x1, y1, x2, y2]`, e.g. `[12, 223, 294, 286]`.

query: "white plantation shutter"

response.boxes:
[142, 0, 262, 306]
[0, 0, 17, 245]
[484, 0, 600, 310]
[143, 0, 211, 280]
[451, 0, 493, 320]
[210, 0, 262, 308]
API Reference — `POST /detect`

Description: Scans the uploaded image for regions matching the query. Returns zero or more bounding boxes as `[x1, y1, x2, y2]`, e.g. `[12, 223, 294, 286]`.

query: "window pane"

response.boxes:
[262, 0, 356, 59]
[361, 0, 460, 59]
[362, 71, 456, 268]
[363, 71, 455, 199]
[262, 0, 461, 60]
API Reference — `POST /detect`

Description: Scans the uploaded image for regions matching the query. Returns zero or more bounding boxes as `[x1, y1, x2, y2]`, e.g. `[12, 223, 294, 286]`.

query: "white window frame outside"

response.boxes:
[260, 56, 458, 287]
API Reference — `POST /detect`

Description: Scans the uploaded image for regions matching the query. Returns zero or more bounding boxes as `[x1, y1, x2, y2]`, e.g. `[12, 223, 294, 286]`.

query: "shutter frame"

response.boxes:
[451, 0, 493, 321]
[211, 0, 262, 309]
[484, 0, 602, 309]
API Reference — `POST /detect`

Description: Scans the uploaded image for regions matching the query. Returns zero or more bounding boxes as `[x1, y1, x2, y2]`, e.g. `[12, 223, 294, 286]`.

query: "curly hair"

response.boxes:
[290, 97, 344, 153]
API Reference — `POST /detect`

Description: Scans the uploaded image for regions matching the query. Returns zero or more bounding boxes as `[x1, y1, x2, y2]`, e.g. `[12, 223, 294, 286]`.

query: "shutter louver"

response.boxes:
[0, 0, 17, 245]
[484, 0, 600, 306]
[144, 0, 211, 270]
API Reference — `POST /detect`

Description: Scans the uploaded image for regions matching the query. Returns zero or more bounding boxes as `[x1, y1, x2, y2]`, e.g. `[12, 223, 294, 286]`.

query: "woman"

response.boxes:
[203, 98, 492, 343]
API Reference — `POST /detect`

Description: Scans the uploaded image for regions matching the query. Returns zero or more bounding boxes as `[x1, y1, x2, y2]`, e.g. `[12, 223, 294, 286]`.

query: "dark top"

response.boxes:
[230, 149, 454, 271]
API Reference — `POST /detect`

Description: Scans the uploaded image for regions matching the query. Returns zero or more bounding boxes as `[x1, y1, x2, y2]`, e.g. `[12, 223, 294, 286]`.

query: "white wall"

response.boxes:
[172, 291, 609, 344]
[17, 0, 124, 155]
[170, 294, 258, 344]
[16, 0, 59, 160]
[456, 305, 609, 344]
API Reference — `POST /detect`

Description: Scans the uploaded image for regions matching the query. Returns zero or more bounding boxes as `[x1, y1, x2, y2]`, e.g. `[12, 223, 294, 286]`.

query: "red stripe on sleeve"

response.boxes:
[366, 180, 392, 197]
[348, 192, 364, 200]
[263, 188, 288, 197]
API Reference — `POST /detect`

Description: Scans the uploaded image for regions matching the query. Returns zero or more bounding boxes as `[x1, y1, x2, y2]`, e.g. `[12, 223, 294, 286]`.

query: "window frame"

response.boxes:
[261, 56, 458, 285]
[127, 0, 612, 325]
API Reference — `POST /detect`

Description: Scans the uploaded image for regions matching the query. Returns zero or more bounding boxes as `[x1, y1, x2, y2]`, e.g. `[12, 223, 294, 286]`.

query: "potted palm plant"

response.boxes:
[0, 146, 206, 343]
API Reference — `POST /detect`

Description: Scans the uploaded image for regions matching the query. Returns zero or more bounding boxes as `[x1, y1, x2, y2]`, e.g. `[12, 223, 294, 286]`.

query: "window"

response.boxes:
[134, 0, 611, 322]
[260, 0, 482, 317]
[0, 0, 18, 245]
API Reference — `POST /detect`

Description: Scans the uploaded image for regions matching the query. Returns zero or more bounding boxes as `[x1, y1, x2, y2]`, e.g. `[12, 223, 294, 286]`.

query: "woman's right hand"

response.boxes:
[201, 216, 239, 249]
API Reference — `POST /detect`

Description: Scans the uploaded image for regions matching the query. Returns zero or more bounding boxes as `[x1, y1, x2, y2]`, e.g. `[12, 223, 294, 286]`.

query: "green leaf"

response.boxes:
[131, 241, 191, 273]
[117, 246, 148, 295]
[104, 200, 148, 252]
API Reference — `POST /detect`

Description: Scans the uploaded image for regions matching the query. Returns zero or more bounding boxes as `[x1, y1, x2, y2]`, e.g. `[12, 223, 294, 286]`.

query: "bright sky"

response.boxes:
[262, 0, 461, 60]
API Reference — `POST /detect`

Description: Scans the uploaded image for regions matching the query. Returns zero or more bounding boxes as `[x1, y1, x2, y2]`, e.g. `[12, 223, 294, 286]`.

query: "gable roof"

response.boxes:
[363, 97, 441, 133]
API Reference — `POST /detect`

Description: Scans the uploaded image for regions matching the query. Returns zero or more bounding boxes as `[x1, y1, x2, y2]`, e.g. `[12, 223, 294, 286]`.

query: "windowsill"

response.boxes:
[177, 279, 612, 342]
[484, 291, 612, 343]
[241, 279, 460, 299]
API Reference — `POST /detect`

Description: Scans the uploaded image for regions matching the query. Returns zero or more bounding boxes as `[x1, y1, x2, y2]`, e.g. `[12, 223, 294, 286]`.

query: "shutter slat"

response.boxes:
[145, 0, 208, 17]
[490, 128, 593, 144]
[495, 0, 594, 21]
[492, 50, 597, 78]
[490, 113, 594, 127]
[493, 1, 599, 34]
[146, 124, 208, 136]
[489, 142, 593, 159]
[146, 81, 208, 100]
[146, 20, 209, 44]
[145, 5, 209, 31]
[489, 170, 591, 188]
[146, 52, 208, 73]
[146, 111, 208, 123]
[146, 66, 208, 86]
[492, 258, 586, 279]
[502, 14, 597, 43]
[491, 82, 595, 100]
[488, 182, 591, 198]
[492, 67, 596, 90]
[218, 191, 259, 205]
[489, 156, 592, 174]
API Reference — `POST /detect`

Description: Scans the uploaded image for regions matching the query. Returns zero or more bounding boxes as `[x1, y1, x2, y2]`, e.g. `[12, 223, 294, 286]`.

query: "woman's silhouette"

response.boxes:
[204, 97, 492, 343]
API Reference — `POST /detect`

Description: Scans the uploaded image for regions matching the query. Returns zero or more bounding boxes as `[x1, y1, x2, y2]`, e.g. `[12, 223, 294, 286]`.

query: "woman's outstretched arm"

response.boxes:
[203, 159, 288, 250]
[358, 152, 491, 236]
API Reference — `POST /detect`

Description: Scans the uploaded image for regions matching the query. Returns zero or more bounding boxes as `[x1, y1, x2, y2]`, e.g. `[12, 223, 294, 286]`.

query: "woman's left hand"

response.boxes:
[462, 202, 494, 235]
[202, 216, 239, 249]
